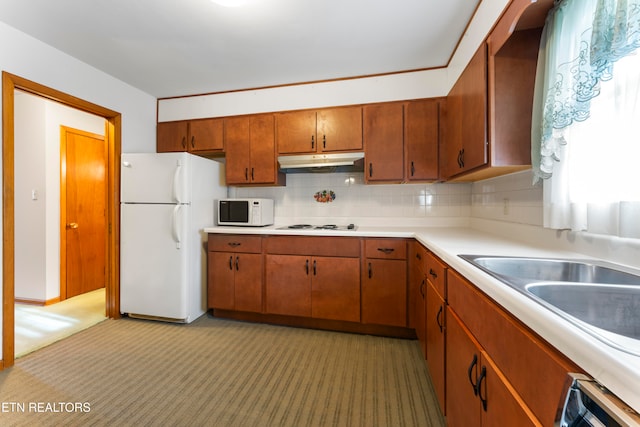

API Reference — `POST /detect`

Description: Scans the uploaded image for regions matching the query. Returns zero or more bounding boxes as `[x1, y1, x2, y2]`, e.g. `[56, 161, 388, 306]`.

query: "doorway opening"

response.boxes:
[2, 72, 122, 368]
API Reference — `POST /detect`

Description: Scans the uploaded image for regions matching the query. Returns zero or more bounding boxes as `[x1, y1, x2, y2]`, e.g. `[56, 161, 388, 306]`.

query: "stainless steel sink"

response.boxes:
[459, 255, 640, 355]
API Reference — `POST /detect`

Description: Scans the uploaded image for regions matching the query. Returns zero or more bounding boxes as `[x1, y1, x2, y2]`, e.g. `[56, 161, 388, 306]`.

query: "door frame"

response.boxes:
[2, 71, 122, 369]
[60, 126, 108, 301]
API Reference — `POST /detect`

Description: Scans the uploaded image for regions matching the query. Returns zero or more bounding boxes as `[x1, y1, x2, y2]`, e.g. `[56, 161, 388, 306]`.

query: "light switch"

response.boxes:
[31, 189, 38, 200]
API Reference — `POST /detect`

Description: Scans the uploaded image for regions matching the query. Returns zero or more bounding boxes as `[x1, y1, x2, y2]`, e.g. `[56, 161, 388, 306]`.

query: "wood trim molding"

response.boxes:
[2, 71, 122, 369]
[15, 297, 61, 306]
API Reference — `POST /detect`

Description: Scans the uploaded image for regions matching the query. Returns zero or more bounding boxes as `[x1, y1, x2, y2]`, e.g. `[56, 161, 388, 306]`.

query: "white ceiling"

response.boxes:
[0, 0, 480, 99]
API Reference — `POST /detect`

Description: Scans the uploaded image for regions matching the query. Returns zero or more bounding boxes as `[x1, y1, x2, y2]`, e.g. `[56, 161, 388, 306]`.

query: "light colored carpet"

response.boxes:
[0, 315, 446, 427]
[14, 288, 107, 358]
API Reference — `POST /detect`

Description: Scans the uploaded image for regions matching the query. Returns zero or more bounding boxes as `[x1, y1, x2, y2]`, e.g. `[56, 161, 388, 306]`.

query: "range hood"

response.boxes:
[278, 152, 365, 173]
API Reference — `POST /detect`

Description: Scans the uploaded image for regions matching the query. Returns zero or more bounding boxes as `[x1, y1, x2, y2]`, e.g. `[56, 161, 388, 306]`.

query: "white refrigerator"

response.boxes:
[120, 152, 226, 323]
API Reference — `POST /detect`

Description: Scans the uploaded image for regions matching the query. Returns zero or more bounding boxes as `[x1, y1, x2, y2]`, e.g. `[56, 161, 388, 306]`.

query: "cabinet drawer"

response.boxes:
[425, 252, 446, 299]
[265, 236, 360, 257]
[208, 234, 262, 253]
[411, 242, 429, 273]
[365, 239, 407, 259]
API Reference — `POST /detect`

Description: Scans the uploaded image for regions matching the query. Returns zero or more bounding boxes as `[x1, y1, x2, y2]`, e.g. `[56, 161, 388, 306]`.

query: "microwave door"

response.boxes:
[219, 200, 249, 224]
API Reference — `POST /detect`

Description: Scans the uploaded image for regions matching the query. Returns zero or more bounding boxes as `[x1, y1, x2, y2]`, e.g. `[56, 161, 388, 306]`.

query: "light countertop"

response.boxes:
[204, 224, 640, 412]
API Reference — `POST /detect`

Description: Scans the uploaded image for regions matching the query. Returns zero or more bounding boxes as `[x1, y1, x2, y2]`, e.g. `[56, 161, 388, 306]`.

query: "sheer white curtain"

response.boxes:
[543, 53, 640, 237]
[533, 0, 640, 238]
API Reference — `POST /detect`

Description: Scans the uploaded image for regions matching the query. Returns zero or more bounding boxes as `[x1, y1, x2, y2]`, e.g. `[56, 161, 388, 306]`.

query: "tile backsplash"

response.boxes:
[229, 172, 471, 224]
[229, 169, 543, 226]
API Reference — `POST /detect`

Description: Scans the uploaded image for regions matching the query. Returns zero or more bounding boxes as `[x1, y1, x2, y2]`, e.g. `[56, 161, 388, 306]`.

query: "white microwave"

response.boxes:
[217, 198, 274, 227]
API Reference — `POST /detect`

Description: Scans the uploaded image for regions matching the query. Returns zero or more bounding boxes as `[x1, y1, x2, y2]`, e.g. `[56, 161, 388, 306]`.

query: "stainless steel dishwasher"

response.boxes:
[557, 373, 640, 426]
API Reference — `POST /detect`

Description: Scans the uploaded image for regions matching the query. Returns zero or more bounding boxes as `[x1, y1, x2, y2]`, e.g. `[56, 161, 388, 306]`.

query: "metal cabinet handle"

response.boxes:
[419, 279, 425, 299]
[313, 260, 317, 276]
[251, 168, 254, 181]
[190, 135, 195, 149]
[436, 305, 443, 333]
[478, 366, 487, 411]
[245, 168, 248, 181]
[305, 259, 309, 275]
[377, 248, 394, 254]
[311, 135, 315, 149]
[468, 354, 479, 396]
[411, 161, 415, 176]
[369, 163, 373, 177]
[228, 256, 233, 270]
[228, 242, 241, 247]
[66, 222, 79, 229]
[416, 252, 422, 261]
[235, 256, 239, 271]
[181, 136, 186, 149]
[322, 134, 326, 149]
[368, 262, 372, 279]
[429, 268, 438, 279]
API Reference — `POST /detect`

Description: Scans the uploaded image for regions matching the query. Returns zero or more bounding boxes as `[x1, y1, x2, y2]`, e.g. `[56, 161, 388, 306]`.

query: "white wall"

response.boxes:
[158, 0, 510, 121]
[1, 21, 158, 359]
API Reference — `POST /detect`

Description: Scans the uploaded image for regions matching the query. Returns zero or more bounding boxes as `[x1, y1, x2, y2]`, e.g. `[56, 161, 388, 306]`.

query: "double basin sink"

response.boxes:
[459, 255, 640, 355]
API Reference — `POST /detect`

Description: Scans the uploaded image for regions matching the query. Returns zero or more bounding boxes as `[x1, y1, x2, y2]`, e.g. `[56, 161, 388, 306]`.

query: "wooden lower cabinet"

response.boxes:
[362, 258, 407, 327]
[265, 254, 360, 322]
[207, 235, 263, 313]
[446, 308, 539, 427]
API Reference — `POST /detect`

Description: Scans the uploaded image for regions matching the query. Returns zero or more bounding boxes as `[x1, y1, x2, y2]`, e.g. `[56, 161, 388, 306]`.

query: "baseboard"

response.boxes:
[15, 297, 61, 306]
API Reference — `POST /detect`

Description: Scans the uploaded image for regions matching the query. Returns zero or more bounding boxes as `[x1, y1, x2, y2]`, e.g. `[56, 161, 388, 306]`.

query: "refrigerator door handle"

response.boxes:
[172, 160, 183, 203]
[172, 205, 182, 249]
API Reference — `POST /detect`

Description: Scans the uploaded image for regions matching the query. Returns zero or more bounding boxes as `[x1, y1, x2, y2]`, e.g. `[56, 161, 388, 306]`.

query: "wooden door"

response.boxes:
[441, 79, 463, 179]
[188, 118, 224, 153]
[405, 99, 440, 181]
[316, 106, 363, 152]
[265, 254, 311, 317]
[224, 116, 251, 184]
[446, 308, 482, 427]
[208, 251, 236, 310]
[157, 121, 188, 152]
[311, 256, 360, 322]
[364, 102, 404, 183]
[62, 127, 106, 299]
[362, 258, 407, 327]
[276, 110, 317, 154]
[426, 281, 446, 413]
[460, 43, 488, 172]
[249, 114, 277, 184]
[233, 252, 263, 313]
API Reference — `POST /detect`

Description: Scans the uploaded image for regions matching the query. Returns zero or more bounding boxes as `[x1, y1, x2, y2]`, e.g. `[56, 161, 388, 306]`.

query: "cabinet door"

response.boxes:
[446, 308, 482, 427]
[276, 110, 317, 154]
[405, 99, 439, 181]
[426, 281, 446, 413]
[224, 116, 251, 184]
[249, 114, 277, 184]
[362, 258, 407, 327]
[316, 106, 363, 152]
[157, 121, 188, 152]
[234, 253, 263, 313]
[208, 252, 236, 310]
[441, 81, 463, 179]
[460, 43, 488, 172]
[265, 254, 311, 317]
[311, 256, 360, 322]
[364, 103, 404, 183]
[188, 118, 224, 152]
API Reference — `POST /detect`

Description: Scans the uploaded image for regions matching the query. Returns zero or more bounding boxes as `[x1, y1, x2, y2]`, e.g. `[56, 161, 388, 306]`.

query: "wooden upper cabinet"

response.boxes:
[157, 118, 224, 154]
[442, 0, 553, 182]
[157, 121, 189, 152]
[405, 98, 440, 182]
[364, 102, 404, 183]
[316, 106, 363, 152]
[224, 114, 285, 186]
[441, 43, 488, 180]
[276, 106, 363, 154]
